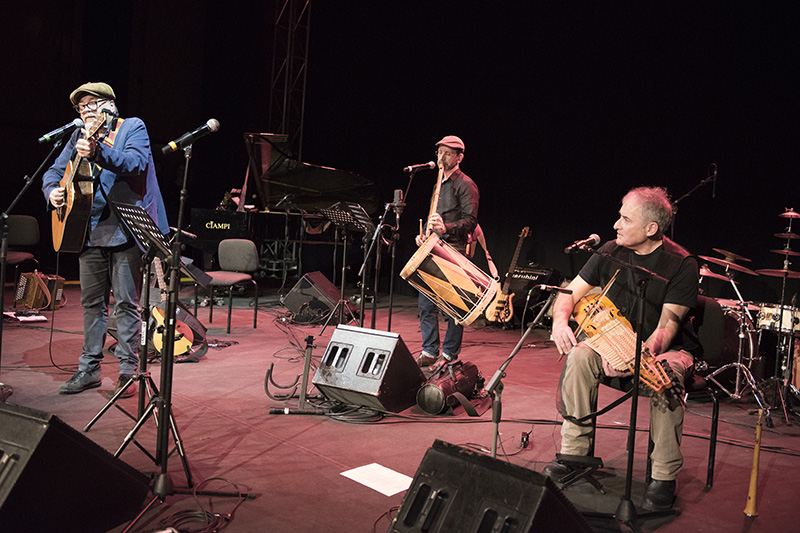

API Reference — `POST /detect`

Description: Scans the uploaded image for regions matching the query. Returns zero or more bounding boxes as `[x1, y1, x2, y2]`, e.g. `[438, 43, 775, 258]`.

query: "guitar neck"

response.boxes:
[501, 228, 529, 292]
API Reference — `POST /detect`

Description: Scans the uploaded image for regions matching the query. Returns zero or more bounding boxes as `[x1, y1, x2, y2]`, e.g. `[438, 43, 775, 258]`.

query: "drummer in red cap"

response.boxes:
[415, 135, 480, 369]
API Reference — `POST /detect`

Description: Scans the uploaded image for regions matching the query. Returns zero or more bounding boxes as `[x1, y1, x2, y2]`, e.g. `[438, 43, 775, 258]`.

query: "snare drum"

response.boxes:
[756, 304, 800, 334]
[400, 234, 498, 326]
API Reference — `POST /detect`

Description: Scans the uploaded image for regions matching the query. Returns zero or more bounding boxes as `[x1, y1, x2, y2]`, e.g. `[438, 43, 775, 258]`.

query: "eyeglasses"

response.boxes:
[435, 150, 458, 157]
[73, 99, 108, 113]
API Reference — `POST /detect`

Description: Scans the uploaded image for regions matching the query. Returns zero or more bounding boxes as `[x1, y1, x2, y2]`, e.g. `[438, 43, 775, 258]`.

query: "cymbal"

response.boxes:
[699, 255, 759, 276]
[699, 265, 732, 282]
[715, 298, 758, 311]
[755, 268, 800, 279]
[778, 208, 800, 219]
[775, 232, 800, 239]
[771, 248, 800, 257]
[712, 248, 751, 262]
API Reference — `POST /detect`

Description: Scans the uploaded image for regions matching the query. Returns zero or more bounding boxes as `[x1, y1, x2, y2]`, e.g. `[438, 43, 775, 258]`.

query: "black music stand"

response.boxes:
[317, 202, 373, 334]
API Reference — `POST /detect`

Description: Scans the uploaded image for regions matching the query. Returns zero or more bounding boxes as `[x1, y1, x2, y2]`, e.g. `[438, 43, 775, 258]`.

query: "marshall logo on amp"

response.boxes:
[508, 266, 563, 307]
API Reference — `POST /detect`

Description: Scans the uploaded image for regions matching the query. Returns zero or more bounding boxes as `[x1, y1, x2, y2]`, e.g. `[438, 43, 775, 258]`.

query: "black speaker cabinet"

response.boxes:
[312, 325, 425, 412]
[390, 440, 593, 533]
[0, 402, 150, 533]
[282, 271, 357, 322]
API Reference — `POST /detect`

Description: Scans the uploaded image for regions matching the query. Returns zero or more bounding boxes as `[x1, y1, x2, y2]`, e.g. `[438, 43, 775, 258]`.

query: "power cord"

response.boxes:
[158, 477, 246, 533]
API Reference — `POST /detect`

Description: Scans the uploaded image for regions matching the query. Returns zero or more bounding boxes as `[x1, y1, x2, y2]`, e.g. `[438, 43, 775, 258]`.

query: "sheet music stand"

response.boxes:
[317, 202, 373, 333]
[114, 203, 211, 287]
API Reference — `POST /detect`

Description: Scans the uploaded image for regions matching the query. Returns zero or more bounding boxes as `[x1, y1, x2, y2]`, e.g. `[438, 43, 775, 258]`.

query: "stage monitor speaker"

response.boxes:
[390, 440, 593, 533]
[312, 325, 425, 412]
[282, 270, 357, 322]
[0, 402, 150, 533]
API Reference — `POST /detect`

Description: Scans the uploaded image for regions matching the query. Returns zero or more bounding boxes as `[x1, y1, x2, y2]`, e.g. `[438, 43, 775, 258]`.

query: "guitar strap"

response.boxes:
[99, 117, 124, 148]
[468, 224, 498, 279]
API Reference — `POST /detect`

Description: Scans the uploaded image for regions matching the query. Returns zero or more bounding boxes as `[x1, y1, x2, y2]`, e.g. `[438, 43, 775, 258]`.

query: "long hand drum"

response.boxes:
[401, 234, 498, 325]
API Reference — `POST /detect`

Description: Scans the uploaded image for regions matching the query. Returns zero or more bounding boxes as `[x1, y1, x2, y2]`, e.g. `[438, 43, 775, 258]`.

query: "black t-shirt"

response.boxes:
[578, 238, 699, 352]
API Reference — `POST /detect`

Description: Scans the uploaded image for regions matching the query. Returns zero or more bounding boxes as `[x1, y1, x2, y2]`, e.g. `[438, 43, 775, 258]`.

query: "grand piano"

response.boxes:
[188, 133, 380, 280]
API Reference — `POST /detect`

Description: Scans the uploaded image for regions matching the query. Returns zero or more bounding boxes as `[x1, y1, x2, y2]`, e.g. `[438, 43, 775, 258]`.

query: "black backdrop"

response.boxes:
[4, 1, 798, 304]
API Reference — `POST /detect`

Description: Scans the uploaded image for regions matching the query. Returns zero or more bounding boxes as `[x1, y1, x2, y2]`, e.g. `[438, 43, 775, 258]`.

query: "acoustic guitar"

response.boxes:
[150, 258, 195, 356]
[51, 112, 108, 253]
[485, 227, 529, 323]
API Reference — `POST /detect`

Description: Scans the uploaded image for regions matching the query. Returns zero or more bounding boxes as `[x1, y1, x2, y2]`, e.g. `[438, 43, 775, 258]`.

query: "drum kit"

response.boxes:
[697, 208, 800, 421]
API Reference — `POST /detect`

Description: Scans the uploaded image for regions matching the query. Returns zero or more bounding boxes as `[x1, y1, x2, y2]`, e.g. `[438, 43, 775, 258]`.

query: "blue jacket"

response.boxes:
[42, 116, 169, 247]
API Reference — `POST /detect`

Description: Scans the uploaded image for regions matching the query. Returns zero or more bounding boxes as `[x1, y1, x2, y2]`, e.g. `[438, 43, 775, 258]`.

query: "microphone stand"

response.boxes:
[670, 164, 717, 240]
[0, 137, 65, 401]
[122, 143, 250, 532]
[485, 289, 562, 458]
[358, 203, 390, 329]
[577, 247, 678, 530]
[387, 193, 404, 332]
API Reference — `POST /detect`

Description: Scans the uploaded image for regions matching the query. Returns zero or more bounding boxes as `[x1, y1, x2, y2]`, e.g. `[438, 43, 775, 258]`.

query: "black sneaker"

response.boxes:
[641, 479, 676, 511]
[59, 369, 101, 394]
[110, 374, 137, 399]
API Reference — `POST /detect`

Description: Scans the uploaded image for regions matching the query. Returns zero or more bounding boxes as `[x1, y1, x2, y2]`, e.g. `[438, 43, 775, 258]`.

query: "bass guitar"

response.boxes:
[485, 227, 529, 323]
[51, 112, 108, 252]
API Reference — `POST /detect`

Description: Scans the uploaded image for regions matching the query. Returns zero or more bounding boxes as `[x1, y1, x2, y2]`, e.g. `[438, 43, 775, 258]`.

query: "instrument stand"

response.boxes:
[485, 290, 561, 458]
[265, 335, 325, 414]
[318, 202, 373, 335]
[0, 137, 65, 400]
[120, 145, 247, 532]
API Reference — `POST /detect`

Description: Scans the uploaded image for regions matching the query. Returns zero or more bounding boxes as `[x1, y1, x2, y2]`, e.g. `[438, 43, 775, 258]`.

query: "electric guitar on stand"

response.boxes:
[485, 226, 529, 324]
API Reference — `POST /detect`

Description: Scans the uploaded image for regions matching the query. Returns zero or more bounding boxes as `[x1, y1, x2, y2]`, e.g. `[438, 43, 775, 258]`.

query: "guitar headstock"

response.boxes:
[82, 112, 109, 139]
[520, 226, 530, 238]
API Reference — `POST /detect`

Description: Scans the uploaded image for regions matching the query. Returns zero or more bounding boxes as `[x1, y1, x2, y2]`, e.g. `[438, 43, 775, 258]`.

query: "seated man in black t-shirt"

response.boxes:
[545, 186, 699, 512]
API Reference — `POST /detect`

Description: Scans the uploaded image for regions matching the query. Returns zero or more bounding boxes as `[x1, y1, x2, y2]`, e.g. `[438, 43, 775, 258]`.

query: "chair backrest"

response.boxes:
[690, 295, 725, 365]
[7, 215, 40, 247]
[217, 239, 259, 272]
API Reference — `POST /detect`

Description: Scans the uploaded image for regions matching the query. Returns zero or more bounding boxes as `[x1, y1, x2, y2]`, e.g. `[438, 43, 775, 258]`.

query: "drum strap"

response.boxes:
[450, 391, 479, 417]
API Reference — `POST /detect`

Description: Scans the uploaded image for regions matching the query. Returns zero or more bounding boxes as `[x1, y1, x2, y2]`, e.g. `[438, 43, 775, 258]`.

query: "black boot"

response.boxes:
[641, 479, 676, 511]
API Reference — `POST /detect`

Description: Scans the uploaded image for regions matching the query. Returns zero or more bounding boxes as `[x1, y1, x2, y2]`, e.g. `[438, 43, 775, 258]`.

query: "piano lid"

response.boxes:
[244, 132, 380, 216]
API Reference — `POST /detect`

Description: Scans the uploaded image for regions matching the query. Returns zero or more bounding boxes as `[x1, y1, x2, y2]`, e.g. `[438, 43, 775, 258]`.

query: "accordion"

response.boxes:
[15, 271, 64, 310]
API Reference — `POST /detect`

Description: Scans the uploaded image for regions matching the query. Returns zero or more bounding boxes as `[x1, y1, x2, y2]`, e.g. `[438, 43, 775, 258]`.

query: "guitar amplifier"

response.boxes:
[15, 272, 65, 310]
[507, 266, 563, 305]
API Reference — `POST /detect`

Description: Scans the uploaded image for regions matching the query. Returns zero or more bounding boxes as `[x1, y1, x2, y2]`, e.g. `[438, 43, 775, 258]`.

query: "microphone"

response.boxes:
[536, 284, 572, 294]
[162, 119, 220, 154]
[711, 163, 718, 199]
[38, 118, 83, 144]
[392, 189, 405, 215]
[564, 234, 601, 254]
[403, 161, 436, 173]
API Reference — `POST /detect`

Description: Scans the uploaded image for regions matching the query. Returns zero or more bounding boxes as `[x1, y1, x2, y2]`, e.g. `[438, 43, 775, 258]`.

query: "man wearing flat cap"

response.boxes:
[42, 82, 168, 398]
[414, 135, 480, 369]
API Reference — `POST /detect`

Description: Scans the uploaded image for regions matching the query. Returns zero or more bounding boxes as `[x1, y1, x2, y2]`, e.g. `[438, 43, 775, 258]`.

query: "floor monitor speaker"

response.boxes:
[390, 440, 593, 532]
[312, 325, 425, 412]
[282, 271, 356, 322]
[0, 402, 150, 533]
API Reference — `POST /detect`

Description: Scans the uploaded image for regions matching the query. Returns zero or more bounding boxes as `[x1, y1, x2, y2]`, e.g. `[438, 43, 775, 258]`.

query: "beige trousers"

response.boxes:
[557, 343, 694, 481]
